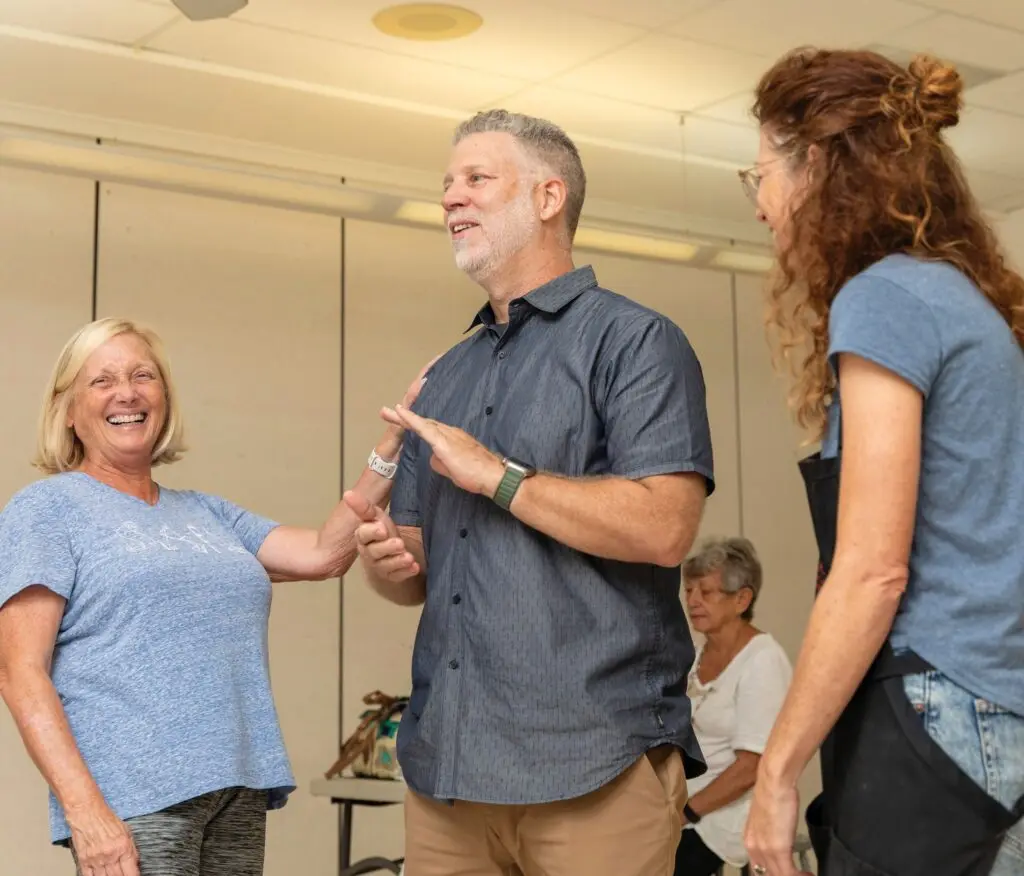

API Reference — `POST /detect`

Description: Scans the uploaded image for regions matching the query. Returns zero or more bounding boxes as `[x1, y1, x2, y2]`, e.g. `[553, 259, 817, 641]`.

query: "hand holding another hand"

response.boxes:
[343, 491, 420, 582]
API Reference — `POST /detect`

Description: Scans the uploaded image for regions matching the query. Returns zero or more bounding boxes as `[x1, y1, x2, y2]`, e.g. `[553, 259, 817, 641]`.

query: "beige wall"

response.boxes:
[0, 171, 823, 874]
[0, 167, 95, 876]
[996, 209, 1024, 271]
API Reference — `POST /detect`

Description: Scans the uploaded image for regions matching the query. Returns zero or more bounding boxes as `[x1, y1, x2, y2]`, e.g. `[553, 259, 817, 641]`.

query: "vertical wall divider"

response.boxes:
[90, 141, 101, 321]
[730, 272, 745, 537]
[337, 211, 346, 867]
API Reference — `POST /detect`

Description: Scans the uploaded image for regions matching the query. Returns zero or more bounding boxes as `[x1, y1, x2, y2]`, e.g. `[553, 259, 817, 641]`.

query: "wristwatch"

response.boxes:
[683, 802, 702, 824]
[492, 456, 536, 510]
[368, 448, 399, 480]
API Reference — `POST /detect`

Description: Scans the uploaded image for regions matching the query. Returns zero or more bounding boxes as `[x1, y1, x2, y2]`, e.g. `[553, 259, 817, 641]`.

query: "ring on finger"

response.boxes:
[752, 865, 768, 876]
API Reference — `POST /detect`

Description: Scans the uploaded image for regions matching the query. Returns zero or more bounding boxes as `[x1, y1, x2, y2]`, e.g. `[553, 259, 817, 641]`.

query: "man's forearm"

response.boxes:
[365, 570, 427, 606]
[1, 666, 107, 818]
[507, 472, 703, 567]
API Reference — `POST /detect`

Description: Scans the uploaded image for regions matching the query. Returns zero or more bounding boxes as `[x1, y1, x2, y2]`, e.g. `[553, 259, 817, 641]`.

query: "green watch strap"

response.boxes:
[493, 459, 531, 510]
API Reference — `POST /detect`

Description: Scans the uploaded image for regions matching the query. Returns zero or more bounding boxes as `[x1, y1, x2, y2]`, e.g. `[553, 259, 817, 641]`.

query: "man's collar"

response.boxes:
[465, 265, 598, 332]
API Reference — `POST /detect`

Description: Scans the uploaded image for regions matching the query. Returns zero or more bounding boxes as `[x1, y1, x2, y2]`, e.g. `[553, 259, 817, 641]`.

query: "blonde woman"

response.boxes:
[0, 318, 432, 876]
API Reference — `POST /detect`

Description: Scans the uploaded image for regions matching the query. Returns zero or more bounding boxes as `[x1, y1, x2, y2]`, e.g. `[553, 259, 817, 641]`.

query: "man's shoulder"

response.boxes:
[578, 286, 693, 355]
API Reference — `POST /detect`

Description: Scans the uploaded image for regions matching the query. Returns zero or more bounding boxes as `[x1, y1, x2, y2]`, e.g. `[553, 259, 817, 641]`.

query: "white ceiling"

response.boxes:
[1, 0, 1024, 245]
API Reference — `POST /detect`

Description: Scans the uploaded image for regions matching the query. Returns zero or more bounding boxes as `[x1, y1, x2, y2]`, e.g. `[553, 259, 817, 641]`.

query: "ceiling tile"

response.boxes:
[552, 35, 768, 112]
[233, 0, 644, 81]
[964, 71, 1024, 115]
[668, 0, 933, 58]
[546, 0, 719, 29]
[148, 19, 525, 110]
[694, 92, 757, 126]
[501, 85, 758, 166]
[882, 13, 1024, 72]
[915, 0, 1024, 31]
[0, 0, 175, 44]
[0, 33, 457, 175]
[680, 115, 759, 166]
[946, 106, 1024, 179]
[581, 142, 757, 224]
[499, 87, 687, 153]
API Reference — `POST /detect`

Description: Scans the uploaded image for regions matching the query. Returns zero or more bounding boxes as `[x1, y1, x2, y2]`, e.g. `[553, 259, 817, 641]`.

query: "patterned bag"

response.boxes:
[325, 691, 408, 781]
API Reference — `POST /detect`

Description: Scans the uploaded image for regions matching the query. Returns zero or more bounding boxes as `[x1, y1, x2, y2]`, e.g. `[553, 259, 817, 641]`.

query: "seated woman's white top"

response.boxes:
[686, 633, 792, 867]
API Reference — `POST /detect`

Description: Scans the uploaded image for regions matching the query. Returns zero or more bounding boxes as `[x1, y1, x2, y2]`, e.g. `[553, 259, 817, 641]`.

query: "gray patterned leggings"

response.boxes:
[70, 788, 268, 876]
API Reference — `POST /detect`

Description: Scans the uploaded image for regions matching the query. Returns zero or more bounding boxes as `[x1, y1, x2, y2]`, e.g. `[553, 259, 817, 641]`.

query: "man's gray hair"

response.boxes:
[453, 109, 587, 239]
[683, 536, 763, 622]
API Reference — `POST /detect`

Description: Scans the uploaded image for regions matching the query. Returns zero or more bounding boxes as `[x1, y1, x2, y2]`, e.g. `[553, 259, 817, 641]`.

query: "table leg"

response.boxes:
[339, 802, 353, 873]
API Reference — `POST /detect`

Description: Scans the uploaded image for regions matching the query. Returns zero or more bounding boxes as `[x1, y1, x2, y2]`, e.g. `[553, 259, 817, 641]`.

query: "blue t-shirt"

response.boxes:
[824, 254, 1024, 716]
[0, 472, 296, 843]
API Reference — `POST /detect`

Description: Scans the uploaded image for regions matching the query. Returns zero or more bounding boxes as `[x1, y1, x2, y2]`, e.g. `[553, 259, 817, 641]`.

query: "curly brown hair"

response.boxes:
[752, 47, 1024, 438]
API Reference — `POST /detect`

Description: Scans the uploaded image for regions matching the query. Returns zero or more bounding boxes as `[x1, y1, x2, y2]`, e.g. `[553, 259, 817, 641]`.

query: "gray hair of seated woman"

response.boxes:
[683, 536, 763, 622]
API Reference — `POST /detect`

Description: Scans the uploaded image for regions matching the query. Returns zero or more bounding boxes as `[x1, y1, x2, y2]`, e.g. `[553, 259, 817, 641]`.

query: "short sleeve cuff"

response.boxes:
[390, 511, 423, 527]
[0, 576, 72, 612]
[828, 343, 932, 395]
[731, 737, 770, 756]
[235, 517, 281, 556]
[611, 461, 715, 496]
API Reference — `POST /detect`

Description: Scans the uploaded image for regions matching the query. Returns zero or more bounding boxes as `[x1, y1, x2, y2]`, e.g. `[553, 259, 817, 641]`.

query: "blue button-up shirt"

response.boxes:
[390, 265, 714, 804]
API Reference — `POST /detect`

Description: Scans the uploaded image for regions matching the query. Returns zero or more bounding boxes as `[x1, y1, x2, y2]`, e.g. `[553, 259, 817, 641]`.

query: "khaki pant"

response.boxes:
[403, 746, 687, 876]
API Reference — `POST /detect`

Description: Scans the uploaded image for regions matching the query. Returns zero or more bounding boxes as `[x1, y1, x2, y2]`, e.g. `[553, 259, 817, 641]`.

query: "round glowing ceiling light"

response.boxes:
[372, 3, 483, 41]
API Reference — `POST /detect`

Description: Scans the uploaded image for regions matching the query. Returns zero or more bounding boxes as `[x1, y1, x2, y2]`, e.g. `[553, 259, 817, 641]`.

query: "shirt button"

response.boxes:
[452, 593, 462, 605]
[485, 406, 493, 415]
[498, 351, 508, 359]
[449, 659, 459, 670]
[459, 528, 468, 538]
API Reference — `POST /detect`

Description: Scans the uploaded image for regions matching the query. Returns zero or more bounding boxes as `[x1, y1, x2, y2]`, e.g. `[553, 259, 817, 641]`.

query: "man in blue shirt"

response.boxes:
[346, 109, 714, 876]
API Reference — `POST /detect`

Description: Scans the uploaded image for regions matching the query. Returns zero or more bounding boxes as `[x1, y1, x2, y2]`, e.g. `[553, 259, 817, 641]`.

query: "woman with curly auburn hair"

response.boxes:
[738, 48, 1024, 876]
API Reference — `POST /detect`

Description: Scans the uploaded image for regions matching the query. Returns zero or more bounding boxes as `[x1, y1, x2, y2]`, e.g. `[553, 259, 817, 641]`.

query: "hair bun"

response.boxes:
[908, 54, 962, 131]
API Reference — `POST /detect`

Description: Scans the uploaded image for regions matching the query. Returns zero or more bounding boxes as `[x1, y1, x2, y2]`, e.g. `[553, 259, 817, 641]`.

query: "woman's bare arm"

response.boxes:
[0, 585, 138, 874]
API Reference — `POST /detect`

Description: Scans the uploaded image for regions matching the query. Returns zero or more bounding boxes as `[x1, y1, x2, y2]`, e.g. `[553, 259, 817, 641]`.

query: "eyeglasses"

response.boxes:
[738, 157, 784, 206]
[738, 166, 761, 205]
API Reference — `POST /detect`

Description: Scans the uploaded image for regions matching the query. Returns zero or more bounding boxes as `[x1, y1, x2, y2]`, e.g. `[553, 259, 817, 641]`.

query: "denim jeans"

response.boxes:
[903, 671, 1024, 876]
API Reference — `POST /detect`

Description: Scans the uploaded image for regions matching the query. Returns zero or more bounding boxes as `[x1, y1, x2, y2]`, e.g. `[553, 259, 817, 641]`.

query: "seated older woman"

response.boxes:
[674, 537, 792, 876]
[0, 318, 433, 876]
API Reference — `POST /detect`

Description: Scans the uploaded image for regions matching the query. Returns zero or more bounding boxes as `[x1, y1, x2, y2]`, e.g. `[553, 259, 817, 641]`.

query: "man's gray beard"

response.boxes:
[453, 192, 538, 280]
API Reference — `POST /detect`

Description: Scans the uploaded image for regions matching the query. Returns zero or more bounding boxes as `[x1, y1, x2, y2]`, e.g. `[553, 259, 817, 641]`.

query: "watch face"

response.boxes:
[505, 457, 536, 477]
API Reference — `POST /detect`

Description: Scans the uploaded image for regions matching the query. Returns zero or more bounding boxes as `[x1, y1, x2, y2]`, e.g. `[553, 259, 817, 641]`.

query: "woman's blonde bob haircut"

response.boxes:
[33, 318, 187, 475]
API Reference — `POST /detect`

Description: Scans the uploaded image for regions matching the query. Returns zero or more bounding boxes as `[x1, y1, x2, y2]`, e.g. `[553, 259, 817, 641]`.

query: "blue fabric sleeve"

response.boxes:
[600, 316, 715, 494]
[389, 432, 422, 528]
[191, 492, 279, 555]
[0, 482, 76, 610]
[828, 274, 943, 395]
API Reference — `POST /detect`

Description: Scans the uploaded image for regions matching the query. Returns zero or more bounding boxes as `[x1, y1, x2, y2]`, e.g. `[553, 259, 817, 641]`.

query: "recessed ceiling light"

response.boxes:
[372, 4, 483, 41]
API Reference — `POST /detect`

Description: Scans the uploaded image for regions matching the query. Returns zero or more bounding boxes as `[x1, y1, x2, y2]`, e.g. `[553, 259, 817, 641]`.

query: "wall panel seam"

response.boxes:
[730, 273, 745, 537]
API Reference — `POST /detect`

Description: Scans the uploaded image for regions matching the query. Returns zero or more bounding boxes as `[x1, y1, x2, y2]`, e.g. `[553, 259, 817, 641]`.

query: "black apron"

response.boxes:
[798, 449, 1024, 876]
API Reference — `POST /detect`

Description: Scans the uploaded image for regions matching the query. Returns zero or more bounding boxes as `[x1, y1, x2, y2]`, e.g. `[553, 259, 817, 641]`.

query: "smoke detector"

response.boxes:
[172, 0, 248, 22]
